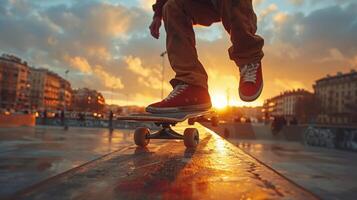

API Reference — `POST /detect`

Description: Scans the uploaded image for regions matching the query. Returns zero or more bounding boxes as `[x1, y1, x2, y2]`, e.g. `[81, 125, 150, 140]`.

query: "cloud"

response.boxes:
[125, 55, 171, 91]
[139, 0, 156, 10]
[93, 65, 124, 89]
[254, 0, 266, 7]
[259, 3, 278, 19]
[0, 0, 146, 96]
[259, 2, 357, 92]
[289, 0, 304, 6]
[273, 79, 307, 91]
[273, 12, 288, 25]
[67, 56, 93, 74]
[1, 0, 357, 106]
[315, 48, 346, 63]
[125, 56, 151, 77]
[269, 4, 357, 54]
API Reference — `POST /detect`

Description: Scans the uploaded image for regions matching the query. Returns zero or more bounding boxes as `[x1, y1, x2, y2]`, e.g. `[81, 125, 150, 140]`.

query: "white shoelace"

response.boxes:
[240, 63, 260, 83]
[164, 84, 188, 102]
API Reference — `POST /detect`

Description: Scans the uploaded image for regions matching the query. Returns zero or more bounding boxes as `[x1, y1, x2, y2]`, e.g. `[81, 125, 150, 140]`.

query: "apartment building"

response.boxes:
[29, 68, 72, 110]
[263, 89, 313, 120]
[0, 54, 30, 110]
[313, 70, 357, 124]
[73, 88, 105, 112]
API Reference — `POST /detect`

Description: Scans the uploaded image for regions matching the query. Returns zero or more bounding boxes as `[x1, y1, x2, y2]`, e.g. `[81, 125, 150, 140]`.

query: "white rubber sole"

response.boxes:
[146, 103, 212, 114]
[239, 83, 263, 102]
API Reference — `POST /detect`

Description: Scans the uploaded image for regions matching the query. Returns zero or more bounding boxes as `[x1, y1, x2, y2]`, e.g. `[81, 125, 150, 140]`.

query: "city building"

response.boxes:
[29, 68, 72, 111]
[73, 88, 105, 113]
[0, 54, 30, 110]
[59, 78, 73, 110]
[313, 70, 357, 124]
[239, 106, 264, 120]
[262, 89, 313, 121]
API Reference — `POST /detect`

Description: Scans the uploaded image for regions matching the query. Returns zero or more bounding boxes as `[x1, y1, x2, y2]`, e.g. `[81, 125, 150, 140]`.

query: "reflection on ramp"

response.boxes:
[11, 124, 318, 200]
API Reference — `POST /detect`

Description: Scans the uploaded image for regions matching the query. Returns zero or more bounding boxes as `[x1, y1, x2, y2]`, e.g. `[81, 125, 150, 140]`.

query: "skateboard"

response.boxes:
[117, 110, 218, 148]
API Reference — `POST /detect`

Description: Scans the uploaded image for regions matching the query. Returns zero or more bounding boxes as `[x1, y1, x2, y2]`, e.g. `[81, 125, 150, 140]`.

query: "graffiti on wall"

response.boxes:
[303, 126, 357, 151]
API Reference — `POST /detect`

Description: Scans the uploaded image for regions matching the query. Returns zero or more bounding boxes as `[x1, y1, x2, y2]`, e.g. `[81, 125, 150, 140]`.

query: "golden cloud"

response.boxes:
[273, 78, 307, 91]
[274, 12, 288, 25]
[125, 56, 151, 77]
[259, 3, 278, 19]
[67, 56, 93, 74]
[94, 65, 124, 89]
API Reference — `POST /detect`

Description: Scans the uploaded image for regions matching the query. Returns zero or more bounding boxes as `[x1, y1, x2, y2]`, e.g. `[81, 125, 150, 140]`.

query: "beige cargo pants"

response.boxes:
[163, 0, 264, 89]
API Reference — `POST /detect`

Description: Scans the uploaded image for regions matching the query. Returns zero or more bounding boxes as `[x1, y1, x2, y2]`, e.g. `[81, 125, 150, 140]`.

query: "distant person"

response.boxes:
[54, 111, 59, 119]
[79, 112, 85, 127]
[60, 110, 65, 126]
[42, 109, 48, 125]
[108, 110, 114, 130]
[281, 117, 287, 126]
[146, 0, 264, 113]
[271, 116, 286, 135]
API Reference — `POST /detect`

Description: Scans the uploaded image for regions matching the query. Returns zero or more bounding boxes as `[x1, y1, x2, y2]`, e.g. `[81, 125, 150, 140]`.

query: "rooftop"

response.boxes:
[0, 54, 28, 66]
[315, 69, 357, 84]
[265, 89, 312, 102]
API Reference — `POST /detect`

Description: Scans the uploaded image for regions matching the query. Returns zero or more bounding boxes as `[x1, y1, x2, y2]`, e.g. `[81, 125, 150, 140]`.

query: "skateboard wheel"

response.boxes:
[184, 128, 199, 148]
[134, 127, 150, 147]
[211, 116, 219, 127]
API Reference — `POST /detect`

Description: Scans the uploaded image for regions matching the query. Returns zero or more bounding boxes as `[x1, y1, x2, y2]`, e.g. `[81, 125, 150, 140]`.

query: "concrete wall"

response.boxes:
[202, 122, 357, 152]
[303, 126, 357, 151]
[35, 118, 159, 130]
[203, 122, 302, 141]
[0, 114, 36, 127]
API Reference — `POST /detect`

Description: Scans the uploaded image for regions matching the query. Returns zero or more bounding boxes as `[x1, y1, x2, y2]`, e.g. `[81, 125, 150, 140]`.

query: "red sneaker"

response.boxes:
[146, 84, 212, 113]
[239, 62, 263, 102]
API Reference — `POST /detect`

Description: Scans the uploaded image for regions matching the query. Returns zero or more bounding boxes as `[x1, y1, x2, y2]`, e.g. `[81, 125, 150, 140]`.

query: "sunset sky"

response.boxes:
[1, 0, 356, 108]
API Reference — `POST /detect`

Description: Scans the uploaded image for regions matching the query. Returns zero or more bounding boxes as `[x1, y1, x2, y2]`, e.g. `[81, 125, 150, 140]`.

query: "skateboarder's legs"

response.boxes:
[218, 0, 264, 66]
[163, 0, 220, 89]
[146, 0, 264, 113]
[163, 0, 264, 88]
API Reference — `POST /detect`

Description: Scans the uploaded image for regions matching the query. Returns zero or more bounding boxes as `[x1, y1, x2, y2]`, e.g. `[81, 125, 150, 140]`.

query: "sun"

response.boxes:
[211, 93, 228, 109]
[210, 90, 264, 109]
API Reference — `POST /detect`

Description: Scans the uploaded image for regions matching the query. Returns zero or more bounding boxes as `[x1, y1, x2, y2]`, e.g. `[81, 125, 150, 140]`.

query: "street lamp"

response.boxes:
[64, 70, 69, 130]
[226, 87, 231, 107]
[160, 51, 167, 99]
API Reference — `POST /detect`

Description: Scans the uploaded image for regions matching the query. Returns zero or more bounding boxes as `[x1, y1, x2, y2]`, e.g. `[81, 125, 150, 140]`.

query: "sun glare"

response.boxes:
[211, 93, 228, 109]
[211, 91, 264, 109]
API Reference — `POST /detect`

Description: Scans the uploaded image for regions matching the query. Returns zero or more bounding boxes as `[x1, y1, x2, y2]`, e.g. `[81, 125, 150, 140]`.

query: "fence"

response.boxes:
[0, 114, 36, 127]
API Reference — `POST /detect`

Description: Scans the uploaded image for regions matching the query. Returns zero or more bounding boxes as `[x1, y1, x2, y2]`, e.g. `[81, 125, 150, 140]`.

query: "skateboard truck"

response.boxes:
[148, 124, 184, 140]
[134, 124, 199, 148]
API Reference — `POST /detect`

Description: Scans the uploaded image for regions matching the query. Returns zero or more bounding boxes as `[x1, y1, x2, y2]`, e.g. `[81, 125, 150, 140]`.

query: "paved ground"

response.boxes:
[0, 126, 132, 198]
[0, 125, 316, 200]
[231, 139, 357, 200]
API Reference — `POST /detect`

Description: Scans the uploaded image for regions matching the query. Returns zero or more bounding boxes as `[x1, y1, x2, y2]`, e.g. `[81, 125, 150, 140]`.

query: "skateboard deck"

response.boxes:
[117, 110, 218, 148]
[117, 110, 214, 124]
